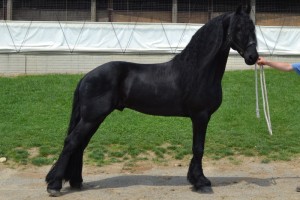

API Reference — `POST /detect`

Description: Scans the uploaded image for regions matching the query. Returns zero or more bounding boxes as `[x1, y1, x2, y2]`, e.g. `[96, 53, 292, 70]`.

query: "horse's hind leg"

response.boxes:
[65, 122, 100, 189]
[46, 117, 105, 196]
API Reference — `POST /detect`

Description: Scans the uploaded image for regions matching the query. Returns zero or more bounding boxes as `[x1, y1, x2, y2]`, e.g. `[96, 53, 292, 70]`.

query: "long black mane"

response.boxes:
[178, 14, 227, 64]
[177, 9, 256, 65]
[172, 10, 256, 91]
[170, 13, 231, 98]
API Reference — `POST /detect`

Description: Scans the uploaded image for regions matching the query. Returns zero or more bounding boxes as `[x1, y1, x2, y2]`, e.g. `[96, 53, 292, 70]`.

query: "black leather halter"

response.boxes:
[226, 32, 256, 57]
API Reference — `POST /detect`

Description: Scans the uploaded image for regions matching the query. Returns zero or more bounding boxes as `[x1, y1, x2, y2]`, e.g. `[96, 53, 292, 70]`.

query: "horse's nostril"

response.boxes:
[249, 54, 258, 62]
[245, 54, 258, 65]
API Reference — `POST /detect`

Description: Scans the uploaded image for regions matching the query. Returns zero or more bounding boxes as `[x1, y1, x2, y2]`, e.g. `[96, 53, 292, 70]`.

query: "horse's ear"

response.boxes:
[235, 5, 243, 15]
[245, 4, 251, 14]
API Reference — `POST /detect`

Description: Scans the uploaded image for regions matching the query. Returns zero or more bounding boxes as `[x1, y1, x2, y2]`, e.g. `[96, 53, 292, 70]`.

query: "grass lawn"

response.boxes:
[0, 69, 299, 166]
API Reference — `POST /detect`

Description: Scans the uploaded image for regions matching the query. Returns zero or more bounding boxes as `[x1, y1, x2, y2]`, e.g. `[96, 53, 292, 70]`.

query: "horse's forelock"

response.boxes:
[231, 11, 255, 32]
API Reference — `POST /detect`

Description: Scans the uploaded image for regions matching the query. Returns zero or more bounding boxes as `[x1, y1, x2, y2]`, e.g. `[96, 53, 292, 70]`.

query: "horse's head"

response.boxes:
[227, 5, 258, 65]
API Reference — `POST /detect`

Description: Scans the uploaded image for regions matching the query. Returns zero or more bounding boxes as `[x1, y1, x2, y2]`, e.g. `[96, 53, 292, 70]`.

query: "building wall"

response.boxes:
[257, 13, 300, 26]
[2, 53, 292, 75]
[9, 8, 300, 25]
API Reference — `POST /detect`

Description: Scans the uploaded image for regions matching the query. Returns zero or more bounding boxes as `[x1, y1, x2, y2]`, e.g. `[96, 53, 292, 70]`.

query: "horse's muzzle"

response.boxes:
[244, 46, 258, 65]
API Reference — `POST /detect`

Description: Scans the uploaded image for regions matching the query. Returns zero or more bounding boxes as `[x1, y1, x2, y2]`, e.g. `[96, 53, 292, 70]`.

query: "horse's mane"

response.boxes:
[169, 9, 256, 93]
[174, 13, 229, 67]
[173, 9, 255, 67]
[170, 13, 231, 91]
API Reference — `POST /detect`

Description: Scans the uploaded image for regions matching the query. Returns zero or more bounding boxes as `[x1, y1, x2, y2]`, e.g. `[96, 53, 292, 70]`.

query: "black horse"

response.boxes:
[46, 6, 258, 196]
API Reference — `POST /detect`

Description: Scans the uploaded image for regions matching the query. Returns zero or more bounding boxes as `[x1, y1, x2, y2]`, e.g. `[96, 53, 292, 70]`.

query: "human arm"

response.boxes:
[256, 57, 294, 72]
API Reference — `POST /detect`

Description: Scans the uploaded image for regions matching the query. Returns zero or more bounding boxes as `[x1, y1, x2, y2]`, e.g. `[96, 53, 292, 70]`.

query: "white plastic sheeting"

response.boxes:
[256, 26, 300, 55]
[1, 21, 300, 55]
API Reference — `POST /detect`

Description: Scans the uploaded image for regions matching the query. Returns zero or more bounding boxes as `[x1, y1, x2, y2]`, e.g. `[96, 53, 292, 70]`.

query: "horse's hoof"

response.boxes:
[47, 189, 62, 197]
[188, 173, 211, 187]
[194, 186, 213, 194]
[296, 186, 300, 192]
[70, 182, 83, 190]
[200, 176, 212, 187]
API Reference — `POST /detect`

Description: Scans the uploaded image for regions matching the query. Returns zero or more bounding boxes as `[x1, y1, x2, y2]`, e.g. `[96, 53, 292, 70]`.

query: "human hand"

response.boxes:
[256, 57, 266, 65]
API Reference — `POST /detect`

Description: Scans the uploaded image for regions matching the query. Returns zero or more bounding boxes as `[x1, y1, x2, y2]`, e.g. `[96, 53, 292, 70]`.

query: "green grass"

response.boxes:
[0, 70, 299, 166]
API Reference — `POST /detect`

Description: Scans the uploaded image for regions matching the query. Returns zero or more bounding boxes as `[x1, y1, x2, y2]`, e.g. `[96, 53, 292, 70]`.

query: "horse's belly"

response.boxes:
[128, 105, 186, 116]
[123, 94, 186, 116]
[128, 104, 185, 116]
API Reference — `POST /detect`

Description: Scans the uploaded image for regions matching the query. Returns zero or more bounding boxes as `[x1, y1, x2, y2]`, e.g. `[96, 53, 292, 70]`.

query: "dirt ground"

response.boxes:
[0, 156, 299, 200]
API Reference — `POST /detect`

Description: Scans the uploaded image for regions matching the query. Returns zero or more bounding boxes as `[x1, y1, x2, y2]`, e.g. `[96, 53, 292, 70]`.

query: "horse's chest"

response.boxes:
[186, 85, 222, 112]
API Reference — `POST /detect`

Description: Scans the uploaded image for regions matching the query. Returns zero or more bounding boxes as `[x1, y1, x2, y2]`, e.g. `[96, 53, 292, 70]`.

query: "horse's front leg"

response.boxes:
[187, 111, 212, 190]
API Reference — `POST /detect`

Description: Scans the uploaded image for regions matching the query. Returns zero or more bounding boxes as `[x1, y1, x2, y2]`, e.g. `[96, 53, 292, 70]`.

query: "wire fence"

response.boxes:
[1, 0, 300, 25]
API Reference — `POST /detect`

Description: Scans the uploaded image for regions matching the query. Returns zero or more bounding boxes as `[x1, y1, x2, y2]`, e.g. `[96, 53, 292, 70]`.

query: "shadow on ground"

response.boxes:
[59, 174, 295, 196]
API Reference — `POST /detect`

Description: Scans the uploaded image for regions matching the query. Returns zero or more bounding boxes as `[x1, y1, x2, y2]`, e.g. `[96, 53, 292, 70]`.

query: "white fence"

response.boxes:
[1, 21, 300, 74]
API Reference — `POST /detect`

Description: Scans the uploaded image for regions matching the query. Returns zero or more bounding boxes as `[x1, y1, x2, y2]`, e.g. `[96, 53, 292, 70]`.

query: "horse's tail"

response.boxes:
[46, 78, 83, 186]
[66, 78, 83, 135]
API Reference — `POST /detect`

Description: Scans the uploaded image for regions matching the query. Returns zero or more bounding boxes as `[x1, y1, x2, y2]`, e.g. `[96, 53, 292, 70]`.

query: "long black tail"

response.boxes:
[66, 78, 83, 135]
[46, 78, 83, 185]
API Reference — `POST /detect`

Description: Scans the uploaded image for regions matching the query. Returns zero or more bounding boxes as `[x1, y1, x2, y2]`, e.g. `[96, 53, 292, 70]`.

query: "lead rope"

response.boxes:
[255, 64, 273, 135]
[255, 64, 260, 118]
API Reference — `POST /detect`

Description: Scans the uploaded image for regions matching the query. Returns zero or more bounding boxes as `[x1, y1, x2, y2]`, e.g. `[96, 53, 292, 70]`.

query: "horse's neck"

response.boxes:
[175, 14, 231, 70]
[172, 14, 232, 86]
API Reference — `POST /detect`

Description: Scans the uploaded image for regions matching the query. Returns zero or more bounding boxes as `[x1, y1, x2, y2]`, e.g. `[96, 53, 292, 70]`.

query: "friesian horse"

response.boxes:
[46, 5, 258, 196]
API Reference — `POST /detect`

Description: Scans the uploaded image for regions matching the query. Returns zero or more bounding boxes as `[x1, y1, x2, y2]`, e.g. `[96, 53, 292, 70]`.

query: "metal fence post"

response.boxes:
[172, 0, 177, 23]
[7, 0, 13, 20]
[250, 0, 256, 24]
[91, 0, 97, 22]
